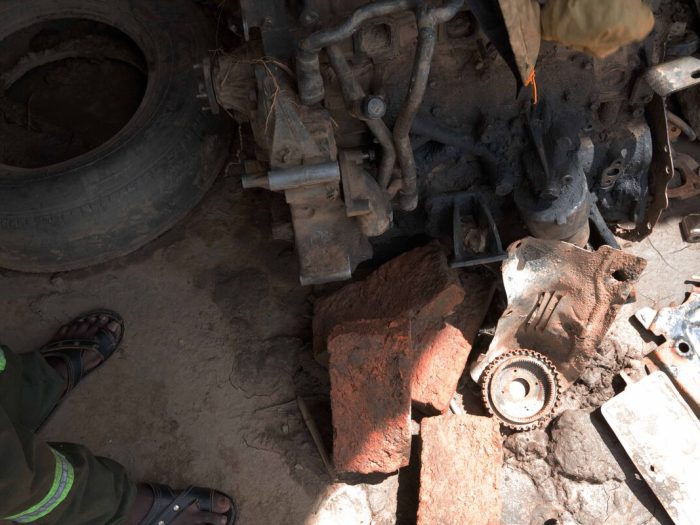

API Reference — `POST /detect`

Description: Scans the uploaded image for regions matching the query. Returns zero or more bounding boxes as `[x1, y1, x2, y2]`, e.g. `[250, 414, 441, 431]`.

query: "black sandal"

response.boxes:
[40, 309, 125, 395]
[141, 484, 237, 525]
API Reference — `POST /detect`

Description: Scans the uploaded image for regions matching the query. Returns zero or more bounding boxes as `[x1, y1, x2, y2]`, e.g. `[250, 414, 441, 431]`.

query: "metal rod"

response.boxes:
[326, 45, 396, 189]
[668, 110, 697, 141]
[242, 162, 340, 191]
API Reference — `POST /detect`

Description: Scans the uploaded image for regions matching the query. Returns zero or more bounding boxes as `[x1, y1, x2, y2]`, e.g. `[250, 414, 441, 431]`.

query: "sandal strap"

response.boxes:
[40, 340, 100, 390]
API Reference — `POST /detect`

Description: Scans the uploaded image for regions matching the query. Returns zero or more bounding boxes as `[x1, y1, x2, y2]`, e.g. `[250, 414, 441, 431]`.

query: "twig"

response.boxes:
[297, 396, 336, 480]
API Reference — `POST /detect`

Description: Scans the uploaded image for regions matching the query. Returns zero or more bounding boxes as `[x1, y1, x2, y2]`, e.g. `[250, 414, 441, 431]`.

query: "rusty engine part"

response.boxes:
[681, 214, 700, 243]
[636, 287, 700, 415]
[480, 349, 562, 431]
[515, 104, 593, 246]
[470, 237, 646, 428]
[620, 54, 700, 240]
[668, 151, 700, 200]
[211, 0, 698, 284]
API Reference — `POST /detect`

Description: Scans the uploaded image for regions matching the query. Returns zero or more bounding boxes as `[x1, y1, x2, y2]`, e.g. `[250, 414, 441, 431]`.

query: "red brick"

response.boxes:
[418, 414, 502, 525]
[313, 243, 465, 363]
[328, 318, 412, 474]
[411, 274, 494, 413]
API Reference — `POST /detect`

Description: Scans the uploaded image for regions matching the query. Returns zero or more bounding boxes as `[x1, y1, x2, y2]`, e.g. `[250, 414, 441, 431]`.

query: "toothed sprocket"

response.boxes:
[480, 349, 562, 431]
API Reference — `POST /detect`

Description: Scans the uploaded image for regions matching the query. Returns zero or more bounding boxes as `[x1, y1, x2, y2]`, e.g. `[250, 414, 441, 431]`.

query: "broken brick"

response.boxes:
[411, 274, 494, 413]
[418, 414, 502, 525]
[411, 323, 470, 414]
[328, 318, 412, 474]
[313, 243, 465, 362]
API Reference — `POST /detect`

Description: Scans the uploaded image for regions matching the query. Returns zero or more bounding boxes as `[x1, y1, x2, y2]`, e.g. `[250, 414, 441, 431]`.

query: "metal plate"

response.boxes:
[470, 238, 646, 386]
[602, 372, 700, 525]
[636, 289, 700, 414]
[644, 56, 700, 97]
[629, 94, 674, 240]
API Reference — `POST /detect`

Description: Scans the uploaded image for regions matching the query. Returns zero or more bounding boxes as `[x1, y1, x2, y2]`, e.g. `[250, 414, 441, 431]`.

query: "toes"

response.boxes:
[105, 319, 122, 337]
[213, 494, 231, 514]
[85, 317, 101, 337]
[194, 511, 228, 525]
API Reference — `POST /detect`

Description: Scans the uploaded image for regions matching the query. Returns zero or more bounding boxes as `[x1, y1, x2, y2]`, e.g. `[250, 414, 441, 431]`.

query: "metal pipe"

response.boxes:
[326, 45, 396, 189]
[589, 198, 620, 249]
[296, 0, 418, 105]
[242, 162, 340, 191]
[394, 0, 465, 210]
[668, 110, 697, 141]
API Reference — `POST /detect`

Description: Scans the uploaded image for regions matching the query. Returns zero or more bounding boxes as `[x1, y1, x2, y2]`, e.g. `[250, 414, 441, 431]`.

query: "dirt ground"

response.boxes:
[0, 158, 697, 524]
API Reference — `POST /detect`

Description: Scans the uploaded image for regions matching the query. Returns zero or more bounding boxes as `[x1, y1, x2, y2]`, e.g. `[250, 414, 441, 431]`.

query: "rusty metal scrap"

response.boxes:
[668, 151, 700, 200]
[602, 372, 700, 525]
[681, 214, 700, 243]
[471, 237, 647, 391]
[636, 287, 700, 416]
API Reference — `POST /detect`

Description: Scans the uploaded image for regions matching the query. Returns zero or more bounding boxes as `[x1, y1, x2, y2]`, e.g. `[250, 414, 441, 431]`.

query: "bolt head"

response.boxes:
[362, 95, 387, 119]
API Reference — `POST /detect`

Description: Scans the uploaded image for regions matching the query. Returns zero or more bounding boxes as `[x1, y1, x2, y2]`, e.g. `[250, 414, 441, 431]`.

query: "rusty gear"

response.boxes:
[480, 349, 562, 431]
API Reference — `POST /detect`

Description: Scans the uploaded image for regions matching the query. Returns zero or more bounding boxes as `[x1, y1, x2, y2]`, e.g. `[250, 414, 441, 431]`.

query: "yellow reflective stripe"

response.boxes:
[4, 449, 74, 523]
[0, 348, 6, 372]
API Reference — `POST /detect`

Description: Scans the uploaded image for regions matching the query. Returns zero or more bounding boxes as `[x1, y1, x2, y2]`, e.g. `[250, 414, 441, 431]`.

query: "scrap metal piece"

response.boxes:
[621, 94, 674, 240]
[681, 214, 700, 243]
[480, 349, 562, 431]
[471, 238, 646, 389]
[338, 151, 393, 237]
[644, 56, 700, 97]
[636, 288, 700, 414]
[668, 152, 700, 200]
[451, 193, 506, 267]
[425, 192, 507, 267]
[601, 372, 700, 525]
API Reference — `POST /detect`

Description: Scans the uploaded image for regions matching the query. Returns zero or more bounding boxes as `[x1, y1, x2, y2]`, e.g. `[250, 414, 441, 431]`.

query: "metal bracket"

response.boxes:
[668, 151, 700, 200]
[644, 56, 700, 97]
[636, 288, 700, 415]
[602, 372, 700, 525]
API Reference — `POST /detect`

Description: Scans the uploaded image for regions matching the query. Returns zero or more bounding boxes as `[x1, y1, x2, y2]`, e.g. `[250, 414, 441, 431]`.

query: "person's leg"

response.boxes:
[0, 344, 64, 432]
[1, 313, 236, 525]
[0, 345, 136, 525]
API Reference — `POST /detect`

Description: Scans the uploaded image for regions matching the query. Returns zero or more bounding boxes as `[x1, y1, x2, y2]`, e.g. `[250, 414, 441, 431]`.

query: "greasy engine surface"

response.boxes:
[216, 0, 695, 284]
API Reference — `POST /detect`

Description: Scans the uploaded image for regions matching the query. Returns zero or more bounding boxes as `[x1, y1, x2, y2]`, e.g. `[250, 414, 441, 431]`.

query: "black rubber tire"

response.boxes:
[0, 0, 230, 272]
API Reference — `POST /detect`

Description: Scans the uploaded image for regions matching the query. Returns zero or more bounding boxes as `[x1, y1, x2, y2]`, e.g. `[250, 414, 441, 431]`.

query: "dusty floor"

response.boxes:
[0, 162, 697, 524]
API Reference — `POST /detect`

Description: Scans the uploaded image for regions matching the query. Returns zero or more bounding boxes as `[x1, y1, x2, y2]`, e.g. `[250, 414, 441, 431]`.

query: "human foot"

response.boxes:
[126, 484, 235, 525]
[41, 310, 124, 394]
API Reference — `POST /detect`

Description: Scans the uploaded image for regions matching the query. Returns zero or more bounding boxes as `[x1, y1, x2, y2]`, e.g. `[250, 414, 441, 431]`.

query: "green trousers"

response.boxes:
[0, 346, 136, 524]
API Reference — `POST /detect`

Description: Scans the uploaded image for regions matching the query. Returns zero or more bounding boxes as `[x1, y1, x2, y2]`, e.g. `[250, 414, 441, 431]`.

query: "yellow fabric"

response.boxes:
[541, 0, 655, 58]
[498, 0, 541, 83]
